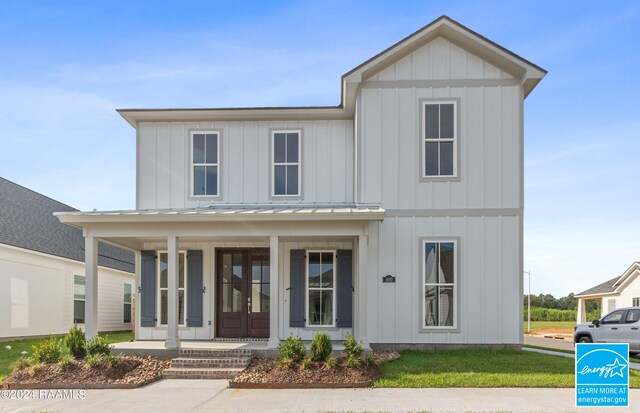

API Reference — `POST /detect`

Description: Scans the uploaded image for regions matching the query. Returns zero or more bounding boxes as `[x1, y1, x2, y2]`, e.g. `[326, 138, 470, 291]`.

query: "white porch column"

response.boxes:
[268, 236, 280, 349]
[577, 298, 587, 323]
[357, 234, 369, 348]
[84, 235, 98, 339]
[166, 236, 181, 349]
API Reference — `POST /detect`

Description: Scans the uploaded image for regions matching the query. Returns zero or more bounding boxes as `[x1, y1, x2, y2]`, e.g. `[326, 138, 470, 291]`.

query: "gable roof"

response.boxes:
[117, 15, 546, 127]
[0, 177, 134, 273]
[576, 262, 640, 298]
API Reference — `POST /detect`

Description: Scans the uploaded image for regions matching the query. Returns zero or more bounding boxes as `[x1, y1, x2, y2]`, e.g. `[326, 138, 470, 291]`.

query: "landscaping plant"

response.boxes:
[278, 334, 306, 362]
[324, 355, 336, 369]
[64, 324, 87, 359]
[59, 355, 74, 370]
[31, 336, 62, 363]
[87, 335, 112, 356]
[10, 356, 34, 372]
[343, 333, 363, 359]
[310, 331, 332, 362]
[364, 355, 377, 367]
[278, 357, 293, 369]
[345, 355, 361, 368]
[300, 357, 312, 370]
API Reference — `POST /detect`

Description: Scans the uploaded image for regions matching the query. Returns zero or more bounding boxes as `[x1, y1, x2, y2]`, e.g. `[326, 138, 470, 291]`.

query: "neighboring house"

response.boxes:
[576, 262, 640, 323]
[0, 177, 135, 339]
[56, 16, 546, 349]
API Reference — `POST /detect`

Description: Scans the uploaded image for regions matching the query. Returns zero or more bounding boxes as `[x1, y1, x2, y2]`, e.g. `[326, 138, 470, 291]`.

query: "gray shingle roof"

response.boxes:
[0, 177, 134, 273]
[576, 275, 620, 297]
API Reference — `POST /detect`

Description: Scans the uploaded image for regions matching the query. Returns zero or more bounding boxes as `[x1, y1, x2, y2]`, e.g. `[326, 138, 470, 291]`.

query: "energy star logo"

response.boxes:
[576, 343, 629, 407]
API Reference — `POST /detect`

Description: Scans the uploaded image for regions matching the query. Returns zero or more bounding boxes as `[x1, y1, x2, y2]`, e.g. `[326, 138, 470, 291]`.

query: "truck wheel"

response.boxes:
[578, 336, 592, 343]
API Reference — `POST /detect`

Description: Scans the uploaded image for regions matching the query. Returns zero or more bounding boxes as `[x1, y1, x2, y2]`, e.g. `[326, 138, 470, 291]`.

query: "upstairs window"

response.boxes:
[423, 101, 457, 177]
[272, 131, 300, 196]
[192, 132, 219, 196]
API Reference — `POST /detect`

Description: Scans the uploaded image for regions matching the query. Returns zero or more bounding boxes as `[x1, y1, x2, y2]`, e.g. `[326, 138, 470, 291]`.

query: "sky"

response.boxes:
[0, 1, 639, 298]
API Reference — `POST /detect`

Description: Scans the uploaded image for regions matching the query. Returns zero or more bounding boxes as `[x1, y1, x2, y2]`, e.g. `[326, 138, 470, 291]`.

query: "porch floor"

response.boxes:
[111, 340, 272, 358]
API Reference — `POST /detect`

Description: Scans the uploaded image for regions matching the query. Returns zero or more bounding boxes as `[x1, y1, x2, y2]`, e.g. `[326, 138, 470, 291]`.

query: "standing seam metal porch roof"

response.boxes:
[55, 204, 386, 223]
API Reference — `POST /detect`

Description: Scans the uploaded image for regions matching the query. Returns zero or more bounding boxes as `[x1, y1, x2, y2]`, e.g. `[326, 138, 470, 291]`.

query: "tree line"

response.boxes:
[523, 293, 601, 322]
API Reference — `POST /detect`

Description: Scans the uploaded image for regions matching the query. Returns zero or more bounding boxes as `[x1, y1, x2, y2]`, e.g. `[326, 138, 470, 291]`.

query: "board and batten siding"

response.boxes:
[360, 37, 523, 345]
[137, 120, 354, 209]
[0, 243, 135, 338]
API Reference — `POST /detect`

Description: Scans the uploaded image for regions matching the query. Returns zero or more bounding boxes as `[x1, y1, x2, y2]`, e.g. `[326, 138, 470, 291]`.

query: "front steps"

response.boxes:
[163, 348, 253, 380]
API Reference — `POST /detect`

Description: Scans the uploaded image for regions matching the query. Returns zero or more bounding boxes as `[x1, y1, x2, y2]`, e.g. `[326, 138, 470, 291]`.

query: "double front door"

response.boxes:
[216, 249, 270, 338]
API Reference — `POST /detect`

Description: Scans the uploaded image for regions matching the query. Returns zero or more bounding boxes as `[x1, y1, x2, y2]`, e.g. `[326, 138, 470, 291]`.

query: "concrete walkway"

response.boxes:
[2, 380, 640, 413]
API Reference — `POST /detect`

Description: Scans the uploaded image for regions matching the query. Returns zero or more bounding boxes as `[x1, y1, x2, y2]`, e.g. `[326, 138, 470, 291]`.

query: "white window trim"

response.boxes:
[123, 283, 132, 324]
[157, 251, 188, 327]
[271, 130, 301, 197]
[305, 250, 337, 328]
[422, 240, 457, 330]
[190, 131, 221, 198]
[74, 274, 86, 325]
[421, 100, 458, 178]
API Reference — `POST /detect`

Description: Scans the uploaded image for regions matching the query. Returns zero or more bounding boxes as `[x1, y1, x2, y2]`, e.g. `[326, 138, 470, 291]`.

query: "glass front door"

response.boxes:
[216, 249, 270, 338]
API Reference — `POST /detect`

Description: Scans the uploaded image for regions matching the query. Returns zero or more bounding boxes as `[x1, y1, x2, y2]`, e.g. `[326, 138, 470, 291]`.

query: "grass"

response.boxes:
[0, 330, 133, 385]
[374, 349, 640, 388]
[523, 344, 574, 354]
[523, 320, 576, 334]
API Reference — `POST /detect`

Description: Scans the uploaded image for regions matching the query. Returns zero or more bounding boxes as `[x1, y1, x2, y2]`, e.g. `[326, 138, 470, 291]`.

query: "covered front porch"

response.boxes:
[55, 205, 384, 351]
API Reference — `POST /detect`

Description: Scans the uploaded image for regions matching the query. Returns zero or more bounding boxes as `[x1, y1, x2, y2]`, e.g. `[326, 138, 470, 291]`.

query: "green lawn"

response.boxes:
[0, 330, 133, 384]
[523, 320, 576, 333]
[374, 349, 640, 388]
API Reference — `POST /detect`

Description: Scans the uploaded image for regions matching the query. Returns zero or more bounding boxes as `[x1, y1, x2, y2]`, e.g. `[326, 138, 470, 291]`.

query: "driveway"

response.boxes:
[2, 380, 640, 413]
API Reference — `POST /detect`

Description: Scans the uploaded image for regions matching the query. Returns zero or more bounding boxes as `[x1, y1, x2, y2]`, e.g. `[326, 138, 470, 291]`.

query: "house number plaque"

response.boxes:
[382, 275, 396, 283]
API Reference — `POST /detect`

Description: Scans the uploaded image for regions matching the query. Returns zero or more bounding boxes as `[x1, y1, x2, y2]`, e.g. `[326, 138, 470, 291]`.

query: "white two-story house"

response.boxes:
[56, 16, 545, 350]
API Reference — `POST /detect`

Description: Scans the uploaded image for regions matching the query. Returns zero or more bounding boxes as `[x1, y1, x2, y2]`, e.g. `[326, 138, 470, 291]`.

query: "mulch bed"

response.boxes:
[2, 356, 170, 390]
[230, 350, 399, 389]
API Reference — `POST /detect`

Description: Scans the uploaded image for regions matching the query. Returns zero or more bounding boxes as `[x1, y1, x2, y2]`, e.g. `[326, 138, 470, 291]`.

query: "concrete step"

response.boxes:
[170, 357, 251, 369]
[163, 367, 246, 380]
[178, 348, 253, 358]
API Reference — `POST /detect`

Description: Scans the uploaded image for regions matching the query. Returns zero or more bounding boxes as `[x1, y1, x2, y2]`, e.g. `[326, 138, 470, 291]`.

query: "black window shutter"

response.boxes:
[336, 249, 353, 328]
[186, 250, 203, 327]
[289, 249, 306, 327]
[140, 250, 156, 327]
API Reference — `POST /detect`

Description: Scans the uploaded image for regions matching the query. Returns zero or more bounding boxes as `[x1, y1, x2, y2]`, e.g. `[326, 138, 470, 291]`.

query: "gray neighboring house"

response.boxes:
[0, 177, 135, 339]
[576, 262, 640, 323]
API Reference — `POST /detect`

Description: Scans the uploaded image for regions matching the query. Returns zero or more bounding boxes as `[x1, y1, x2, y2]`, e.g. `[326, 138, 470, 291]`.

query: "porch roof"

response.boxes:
[55, 204, 385, 226]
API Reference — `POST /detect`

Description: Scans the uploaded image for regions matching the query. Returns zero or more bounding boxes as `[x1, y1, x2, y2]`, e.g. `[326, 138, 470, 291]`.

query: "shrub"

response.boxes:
[64, 325, 87, 359]
[59, 355, 74, 370]
[278, 357, 293, 369]
[85, 353, 119, 368]
[524, 307, 577, 322]
[29, 363, 44, 375]
[343, 333, 363, 359]
[11, 356, 35, 372]
[310, 332, 332, 362]
[31, 336, 62, 363]
[300, 357, 312, 370]
[278, 334, 306, 362]
[345, 355, 361, 368]
[364, 355, 377, 367]
[324, 355, 336, 369]
[87, 335, 112, 356]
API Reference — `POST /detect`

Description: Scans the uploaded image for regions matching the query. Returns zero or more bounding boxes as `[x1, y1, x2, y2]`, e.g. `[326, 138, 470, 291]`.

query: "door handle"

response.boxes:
[632, 327, 638, 330]
[612, 327, 618, 330]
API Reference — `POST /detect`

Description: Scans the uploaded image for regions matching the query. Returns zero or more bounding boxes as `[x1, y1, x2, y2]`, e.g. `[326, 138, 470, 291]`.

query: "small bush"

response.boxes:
[11, 356, 35, 372]
[278, 334, 306, 362]
[343, 333, 363, 359]
[300, 357, 312, 370]
[345, 355, 361, 368]
[65, 325, 87, 359]
[364, 355, 377, 367]
[310, 332, 332, 362]
[30, 363, 44, 375]
[85, 353, 119, 368]
[59, 355, 74, 370]
[31, 336, 62, 363]
[278, 357, 293, 369]
[87, 335, 112, 356]
[85, 354, 102, 368]
[324, 355, 336, 369]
